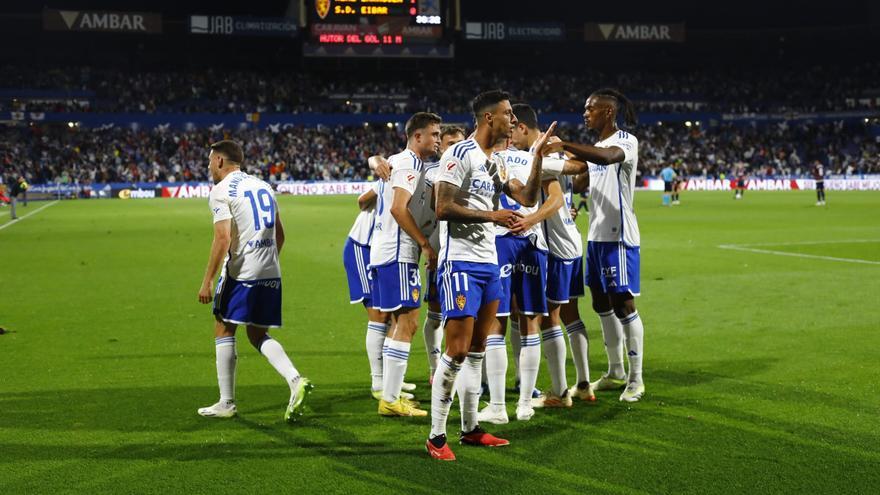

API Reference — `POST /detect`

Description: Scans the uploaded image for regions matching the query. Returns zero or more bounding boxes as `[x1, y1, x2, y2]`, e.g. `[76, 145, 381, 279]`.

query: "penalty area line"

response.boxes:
[717, 243, 880, 266]
[0, 200, 60, 232]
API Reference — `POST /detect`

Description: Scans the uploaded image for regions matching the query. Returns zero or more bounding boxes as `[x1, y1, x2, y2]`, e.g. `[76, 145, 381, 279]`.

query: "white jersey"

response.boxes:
[542, 172, 584, 259]
[492, 149, 547, 251]
[347, 181, 381, 246]
[370, 149, 429, 266]
[437, 138, 501, 265]
[588, 130, 640, 246]
[423, 162, 441, 251]
[209, 171, 281, 281]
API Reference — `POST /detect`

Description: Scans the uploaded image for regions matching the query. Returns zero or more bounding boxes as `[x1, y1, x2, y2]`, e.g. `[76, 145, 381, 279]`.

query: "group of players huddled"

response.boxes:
[342, 89, 647, 460]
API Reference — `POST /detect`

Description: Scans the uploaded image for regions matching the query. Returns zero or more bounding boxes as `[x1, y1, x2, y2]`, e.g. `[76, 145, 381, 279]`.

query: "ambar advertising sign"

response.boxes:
[43, 8, 162, 33]
[585, 23, 684, 42]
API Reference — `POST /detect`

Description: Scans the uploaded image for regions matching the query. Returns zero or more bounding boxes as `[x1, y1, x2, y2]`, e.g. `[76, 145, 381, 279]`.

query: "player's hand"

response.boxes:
[370, 156, 392, 181]
[533, 121, 557, 157]
[491, 209, 523, 228]
[508, 215, 537, 235]
[198, 284, 213, 304]
[569, 207, 579, 221]
[542, 140, 564, 157]
[423, 244, 438, 271]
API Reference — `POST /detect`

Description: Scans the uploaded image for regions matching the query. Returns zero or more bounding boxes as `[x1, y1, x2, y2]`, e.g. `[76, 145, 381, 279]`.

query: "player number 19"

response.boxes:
[244, 189, 276, 231]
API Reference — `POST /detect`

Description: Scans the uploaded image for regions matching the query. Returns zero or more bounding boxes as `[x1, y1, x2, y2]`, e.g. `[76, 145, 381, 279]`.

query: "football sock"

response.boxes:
[423, 311, 443, 375]
[565, 319, 591, 385]
[484, 334, 508, 406]
[541, 326, 568, 396]
[365, 321, 387, 391]
[258, 335, 300, 390]
[381, 339, 411, 403]
[456, 352, 485, 433]
[619, 311, 644, 384]
[510, 319, 522, 381]
[430, 354, 462, 439]
[518, 334, 541, 405]
[598, 310, 626, 378]
[215, 336, 237, 404]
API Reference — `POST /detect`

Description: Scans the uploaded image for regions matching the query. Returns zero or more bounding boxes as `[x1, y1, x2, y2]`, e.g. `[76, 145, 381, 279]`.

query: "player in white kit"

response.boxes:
[370, 112, 442, 417]
[196, 140, 312, 422]
[426, 89, 557, 461]
[544, 89, 646, 402]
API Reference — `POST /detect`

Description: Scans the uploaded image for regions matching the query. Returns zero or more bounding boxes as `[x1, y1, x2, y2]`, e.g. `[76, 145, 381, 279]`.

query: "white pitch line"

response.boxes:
[0, 200, 60, 232]
[718, 244, 880, 266]
[729, 239, 880, 247]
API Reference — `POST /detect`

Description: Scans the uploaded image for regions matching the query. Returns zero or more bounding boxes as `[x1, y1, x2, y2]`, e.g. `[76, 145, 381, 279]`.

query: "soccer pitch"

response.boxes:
[1, 191, 878, 494]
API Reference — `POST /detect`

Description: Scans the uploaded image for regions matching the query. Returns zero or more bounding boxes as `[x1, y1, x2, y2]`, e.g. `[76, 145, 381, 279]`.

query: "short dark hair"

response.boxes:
[471, 89, 511, 119]
[210, 140, 244, 164]
[405, 112, 442, 139]
[440, 124, 466, 139]
[512, 103, 538, 130]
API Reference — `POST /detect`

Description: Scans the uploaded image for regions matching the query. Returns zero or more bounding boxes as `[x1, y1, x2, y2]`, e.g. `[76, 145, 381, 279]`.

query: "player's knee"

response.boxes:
[592, 299, 610, 314]
[612, 302, 636, 319]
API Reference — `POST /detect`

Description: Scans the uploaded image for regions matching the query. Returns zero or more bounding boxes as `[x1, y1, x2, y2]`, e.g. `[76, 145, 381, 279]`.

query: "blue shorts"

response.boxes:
[424, 268, 440, 304]
[585, 241, 641, 296]
[495, 235, 548, 316]
[213, 276, 282, 328]
[343, 238, 372, 306]
[438, 261, 502, 319]
[371, 261, 422, 312]
[546, 254, 585, 304]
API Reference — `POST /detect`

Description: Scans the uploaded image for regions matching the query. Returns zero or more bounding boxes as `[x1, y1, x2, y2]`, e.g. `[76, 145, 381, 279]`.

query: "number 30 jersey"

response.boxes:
[209, 170, 281, 281]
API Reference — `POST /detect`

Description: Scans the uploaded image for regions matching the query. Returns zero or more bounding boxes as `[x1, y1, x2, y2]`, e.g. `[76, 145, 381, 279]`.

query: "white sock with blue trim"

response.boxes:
[215, 336, 237, 405]
[258, 335, 300, 391]
[565, 319, 591, 385]
[619, 311, 644, 384]
[484, 334, 507, 406]
[518, 334, 541, 406]
[542, 326, 568, 397]
[365, 321, 387, 391]
[422, 311, 443, 376]
[599, 310, 626, 379]
[457, 352, 485, 433]
[381, 339, 411, 403]
[430, 354, 462, 439]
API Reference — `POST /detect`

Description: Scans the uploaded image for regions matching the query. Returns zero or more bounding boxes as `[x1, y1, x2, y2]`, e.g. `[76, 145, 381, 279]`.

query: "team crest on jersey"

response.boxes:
[411, 288, 420, 302]
[456, 293, 466, 310]
[315, 0, 330, 19]
[498, 161, 508, 182]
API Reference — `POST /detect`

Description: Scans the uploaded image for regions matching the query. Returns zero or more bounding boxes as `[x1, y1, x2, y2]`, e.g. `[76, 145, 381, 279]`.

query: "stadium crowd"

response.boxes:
[2, 63, 879, 115]
[2, 120, 877, 184]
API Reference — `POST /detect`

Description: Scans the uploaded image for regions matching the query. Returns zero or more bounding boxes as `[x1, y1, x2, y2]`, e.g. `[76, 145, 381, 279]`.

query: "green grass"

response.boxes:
[1, 191, 879, 494]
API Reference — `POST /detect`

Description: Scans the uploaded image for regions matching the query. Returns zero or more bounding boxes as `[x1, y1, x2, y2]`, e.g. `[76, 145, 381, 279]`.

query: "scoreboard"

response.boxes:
[304, 0, 452, 58]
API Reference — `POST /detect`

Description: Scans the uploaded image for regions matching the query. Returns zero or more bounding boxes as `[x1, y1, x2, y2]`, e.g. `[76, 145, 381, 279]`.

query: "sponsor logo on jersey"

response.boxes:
[602, 266, 617, 278]
[411, 288, 420, 302]
[499, 263, 513, 278]
[406, 173, 416, 184]
[456, 293, 466, 310]
[246, 238, 275, 249]
[445, 161, 456, 171]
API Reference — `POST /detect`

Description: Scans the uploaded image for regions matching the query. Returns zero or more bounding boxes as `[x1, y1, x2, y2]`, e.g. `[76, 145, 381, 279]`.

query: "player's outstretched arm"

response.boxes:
[390, 186, 436, 269]
[198, 219, 232, 304]
[544, 141, 624, 166]
[435, 182, 521, 228]
[368, 155, 392, 181]
[358, 188, 377, 210]
[509, 178, 564, 235]
[503, 122, 557, 206]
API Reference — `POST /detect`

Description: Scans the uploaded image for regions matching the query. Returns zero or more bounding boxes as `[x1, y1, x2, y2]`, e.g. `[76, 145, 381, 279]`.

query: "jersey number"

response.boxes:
[244, 190, 276, 231]
[452, 272, 469, 292]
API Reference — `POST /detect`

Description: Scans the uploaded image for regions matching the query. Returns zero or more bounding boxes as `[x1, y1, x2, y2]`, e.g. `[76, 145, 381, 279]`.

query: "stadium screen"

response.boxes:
[304, 0, 451, 58]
